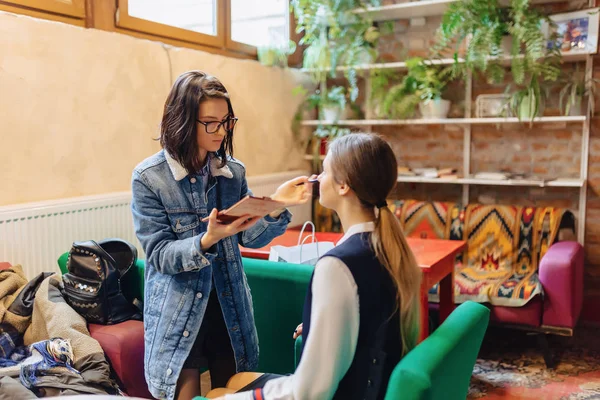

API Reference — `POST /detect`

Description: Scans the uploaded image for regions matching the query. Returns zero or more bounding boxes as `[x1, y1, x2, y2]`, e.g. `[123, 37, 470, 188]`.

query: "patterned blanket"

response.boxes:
[390, 199, 454, 240]
[391, 200, 572, 307]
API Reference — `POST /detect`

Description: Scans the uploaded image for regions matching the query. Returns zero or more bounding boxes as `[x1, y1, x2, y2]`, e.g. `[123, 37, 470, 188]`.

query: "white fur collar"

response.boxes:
[164, 150, 233, 181]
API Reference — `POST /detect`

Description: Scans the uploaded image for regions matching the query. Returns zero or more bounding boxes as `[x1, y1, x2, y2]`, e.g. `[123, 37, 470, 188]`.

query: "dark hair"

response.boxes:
[159, 70, 234, 175]
[328, 133, 422, 355]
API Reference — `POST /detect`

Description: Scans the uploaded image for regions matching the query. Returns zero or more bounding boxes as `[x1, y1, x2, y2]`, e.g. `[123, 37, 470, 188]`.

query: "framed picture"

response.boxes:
[543, 8, 600, 55]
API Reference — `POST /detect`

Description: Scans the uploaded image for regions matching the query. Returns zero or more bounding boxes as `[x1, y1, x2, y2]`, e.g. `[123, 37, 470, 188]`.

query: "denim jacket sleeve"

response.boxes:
[237, 172, 292, 249]
[131, 171, 217, 275]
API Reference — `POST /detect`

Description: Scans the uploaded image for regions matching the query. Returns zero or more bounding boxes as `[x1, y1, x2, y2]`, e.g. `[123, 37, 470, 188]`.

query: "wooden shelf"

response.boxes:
[355, 0, 454, 21]
[297, 159, 585, 187]
[301, 58, 456, 73]
[300, 53, 587, 74]
[353, 0, 572, 22]
[395, 176, 585, 188]
[301, 116, 586, 126]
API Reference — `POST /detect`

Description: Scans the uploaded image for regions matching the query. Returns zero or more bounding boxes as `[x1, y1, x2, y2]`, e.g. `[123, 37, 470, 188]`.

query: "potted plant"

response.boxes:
[257, 41, 297, 68]
[507, 76, 547, 121]
[381, 58, 454, 119]
[319, 86, 347, 122]
[558, 64, 600, 116]
[504, 49, 561, 121]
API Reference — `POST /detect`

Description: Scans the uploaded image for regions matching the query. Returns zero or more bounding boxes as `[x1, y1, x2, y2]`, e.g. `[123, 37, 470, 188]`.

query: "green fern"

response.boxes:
[434, 0, 561, 86]
[369, 68, 398, 116]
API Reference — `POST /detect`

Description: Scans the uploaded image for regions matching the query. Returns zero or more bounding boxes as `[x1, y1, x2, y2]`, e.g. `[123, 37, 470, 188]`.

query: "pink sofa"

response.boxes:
[390, 200, 584, 367]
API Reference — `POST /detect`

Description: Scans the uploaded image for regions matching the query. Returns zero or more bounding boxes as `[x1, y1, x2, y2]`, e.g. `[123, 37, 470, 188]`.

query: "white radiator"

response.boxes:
[0, 192, 138, 278]
[0, 170, 312, 278]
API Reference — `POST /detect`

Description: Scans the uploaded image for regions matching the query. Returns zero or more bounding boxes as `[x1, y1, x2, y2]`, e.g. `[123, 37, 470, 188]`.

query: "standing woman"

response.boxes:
[131, 71, 312, 400]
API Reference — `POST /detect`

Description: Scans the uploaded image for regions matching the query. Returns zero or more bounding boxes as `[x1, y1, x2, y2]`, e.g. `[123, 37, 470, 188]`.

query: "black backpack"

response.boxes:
[63, 238, 142, 325]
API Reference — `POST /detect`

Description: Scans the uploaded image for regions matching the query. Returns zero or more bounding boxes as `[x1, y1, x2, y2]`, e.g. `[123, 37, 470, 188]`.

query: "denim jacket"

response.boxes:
[131, 150, 291, 400]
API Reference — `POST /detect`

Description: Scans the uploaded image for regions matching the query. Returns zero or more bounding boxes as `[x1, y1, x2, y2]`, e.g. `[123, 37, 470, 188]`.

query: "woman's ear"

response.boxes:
[338, 182, 351, 196]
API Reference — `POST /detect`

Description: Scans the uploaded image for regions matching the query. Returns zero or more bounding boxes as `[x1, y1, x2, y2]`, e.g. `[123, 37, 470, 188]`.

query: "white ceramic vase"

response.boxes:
[322, 105, 343, 123]
[419, 99, 451, 119]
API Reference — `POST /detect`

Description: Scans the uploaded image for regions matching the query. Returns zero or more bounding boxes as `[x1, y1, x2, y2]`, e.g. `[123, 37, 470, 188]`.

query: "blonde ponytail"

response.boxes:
[371, 206, 422, 355]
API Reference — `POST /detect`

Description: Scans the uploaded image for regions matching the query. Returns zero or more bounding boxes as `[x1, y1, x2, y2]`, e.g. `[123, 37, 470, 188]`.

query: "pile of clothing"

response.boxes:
[0, 265, 119, 398]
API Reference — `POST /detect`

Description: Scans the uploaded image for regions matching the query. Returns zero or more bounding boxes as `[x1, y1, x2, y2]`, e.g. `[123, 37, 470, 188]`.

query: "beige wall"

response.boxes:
[0, 11, 311, 206]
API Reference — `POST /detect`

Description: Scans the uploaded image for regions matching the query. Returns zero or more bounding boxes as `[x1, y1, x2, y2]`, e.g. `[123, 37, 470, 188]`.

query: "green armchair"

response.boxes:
[384, 301, 489, 399]
[292, 301, 489, 399]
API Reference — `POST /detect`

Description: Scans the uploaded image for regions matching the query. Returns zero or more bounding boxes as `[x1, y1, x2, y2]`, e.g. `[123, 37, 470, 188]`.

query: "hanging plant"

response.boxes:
[292, 0, 383, 102]
[433, 0, 561, 85]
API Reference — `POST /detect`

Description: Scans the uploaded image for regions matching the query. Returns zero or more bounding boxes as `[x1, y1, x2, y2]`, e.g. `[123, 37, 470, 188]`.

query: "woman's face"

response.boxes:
[196, 98, 230, 154]
[318, 153, 341, 210]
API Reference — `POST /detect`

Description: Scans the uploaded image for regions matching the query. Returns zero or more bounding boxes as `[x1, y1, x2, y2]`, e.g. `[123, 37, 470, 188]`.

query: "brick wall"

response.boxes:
[366, 1, 600, 320]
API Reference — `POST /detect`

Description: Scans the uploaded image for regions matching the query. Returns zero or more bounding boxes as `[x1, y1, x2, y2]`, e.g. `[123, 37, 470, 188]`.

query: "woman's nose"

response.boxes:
[215, 125, 227, 136]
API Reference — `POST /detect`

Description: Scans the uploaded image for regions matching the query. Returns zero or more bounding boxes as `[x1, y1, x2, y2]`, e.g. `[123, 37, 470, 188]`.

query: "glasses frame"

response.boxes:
[196, 117, 238, 134]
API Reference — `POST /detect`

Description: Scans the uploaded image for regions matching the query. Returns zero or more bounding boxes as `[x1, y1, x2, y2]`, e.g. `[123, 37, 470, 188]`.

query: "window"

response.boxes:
[230, 0, 290, 48]
[116, 0, 225, 47]
[2, 0, 85, 19]
[116, 0, 293, 55]
[128, 0, 217, 36]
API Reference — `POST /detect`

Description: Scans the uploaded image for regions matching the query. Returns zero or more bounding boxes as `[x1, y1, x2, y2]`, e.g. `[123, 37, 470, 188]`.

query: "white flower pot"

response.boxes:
[517, 94, 545, 120]
[568, 100, 583, 116]
[419, 99, 451, 119]
[322, 106, 343, 123]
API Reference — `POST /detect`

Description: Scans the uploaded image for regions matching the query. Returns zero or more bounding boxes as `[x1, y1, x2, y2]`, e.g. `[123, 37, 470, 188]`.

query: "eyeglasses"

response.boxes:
[196, 117, 238, 134]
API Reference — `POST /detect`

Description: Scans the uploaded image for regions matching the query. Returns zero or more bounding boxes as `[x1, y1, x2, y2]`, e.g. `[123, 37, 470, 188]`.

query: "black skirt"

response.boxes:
[183, 288, 235, 370]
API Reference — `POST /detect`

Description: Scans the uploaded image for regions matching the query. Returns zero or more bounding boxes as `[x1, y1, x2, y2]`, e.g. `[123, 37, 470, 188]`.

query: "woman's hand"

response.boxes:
[271, 176, 315, 207]
[269, 176, 316, 218]
[293, 323, 303, 339]
[201, 209, 262, 251]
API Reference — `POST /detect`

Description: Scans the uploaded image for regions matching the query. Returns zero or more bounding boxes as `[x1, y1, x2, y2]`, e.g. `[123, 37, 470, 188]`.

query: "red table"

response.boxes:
[240, 231, 465, 342]
[408, 238, 465, 342]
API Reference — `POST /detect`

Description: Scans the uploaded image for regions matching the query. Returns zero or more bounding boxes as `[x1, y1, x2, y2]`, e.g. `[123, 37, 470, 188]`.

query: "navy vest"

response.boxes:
[300, 232, 402, 400]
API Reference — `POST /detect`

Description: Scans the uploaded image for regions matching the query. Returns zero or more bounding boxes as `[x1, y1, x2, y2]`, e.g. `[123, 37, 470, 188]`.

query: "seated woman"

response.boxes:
[210, 133, 422, 400]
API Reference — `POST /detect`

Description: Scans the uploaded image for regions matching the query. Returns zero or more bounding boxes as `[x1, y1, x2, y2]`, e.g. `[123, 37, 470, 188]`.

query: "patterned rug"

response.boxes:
[470, 326, 600, 399]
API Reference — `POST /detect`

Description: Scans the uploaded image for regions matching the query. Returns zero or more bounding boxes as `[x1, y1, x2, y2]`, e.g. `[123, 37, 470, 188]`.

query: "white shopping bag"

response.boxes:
[269, 222, 336, 266]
